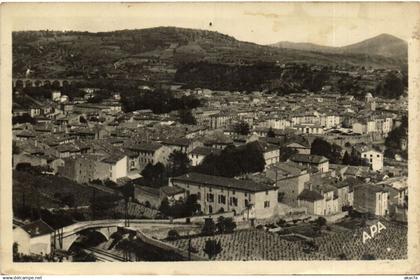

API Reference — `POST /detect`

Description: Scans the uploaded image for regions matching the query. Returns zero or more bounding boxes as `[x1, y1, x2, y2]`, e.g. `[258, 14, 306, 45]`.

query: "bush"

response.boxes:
[167, 229, 180, 241]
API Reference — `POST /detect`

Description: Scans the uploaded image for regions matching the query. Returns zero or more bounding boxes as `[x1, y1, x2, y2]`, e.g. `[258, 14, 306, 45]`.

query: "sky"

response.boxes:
[6, 2, 419, 46]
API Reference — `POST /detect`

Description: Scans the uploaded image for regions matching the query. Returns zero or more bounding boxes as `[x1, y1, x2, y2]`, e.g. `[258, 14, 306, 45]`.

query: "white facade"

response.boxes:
[361, 150, 383, 171]
[13, 228, 51, 256]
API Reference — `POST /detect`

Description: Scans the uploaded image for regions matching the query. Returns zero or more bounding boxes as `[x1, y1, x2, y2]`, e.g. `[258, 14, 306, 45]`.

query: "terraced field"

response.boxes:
[167, 220, 407, 261]
[168, 229, 332, 261]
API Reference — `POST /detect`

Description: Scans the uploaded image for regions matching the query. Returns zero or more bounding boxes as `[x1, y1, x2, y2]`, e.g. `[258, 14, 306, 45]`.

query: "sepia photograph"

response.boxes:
[0, 2, 419, 275]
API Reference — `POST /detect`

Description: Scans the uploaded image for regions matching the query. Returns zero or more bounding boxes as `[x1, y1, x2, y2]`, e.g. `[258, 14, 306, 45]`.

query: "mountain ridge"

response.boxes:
[270, 33, 407, 59]
[13, 27, 407, 79]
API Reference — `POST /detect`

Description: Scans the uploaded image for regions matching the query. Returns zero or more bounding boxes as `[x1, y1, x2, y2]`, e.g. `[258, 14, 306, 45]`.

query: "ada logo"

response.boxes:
[362, 221, 387, 244]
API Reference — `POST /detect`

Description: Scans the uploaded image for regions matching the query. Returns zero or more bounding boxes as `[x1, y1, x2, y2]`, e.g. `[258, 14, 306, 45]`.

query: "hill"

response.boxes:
[13, 27, 406, 80]
[270, 33, 407, 60]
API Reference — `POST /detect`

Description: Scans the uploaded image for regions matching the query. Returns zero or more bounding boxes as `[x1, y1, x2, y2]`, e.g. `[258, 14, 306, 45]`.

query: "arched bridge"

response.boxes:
[51, 219, 205, 261]
[12, 78, 84, 88]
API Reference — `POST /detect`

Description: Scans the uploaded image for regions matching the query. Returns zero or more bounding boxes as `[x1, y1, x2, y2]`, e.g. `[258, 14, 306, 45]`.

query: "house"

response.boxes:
[265, 162, 310, 207]
[161, 138, 200, 154]
[353, 145, 383, 171]
[128, 142, 172, 171]
[13, 220, 54, 256]
[188, 146, 222, 166]
[101, 153, 128, 182]
[59, 156, 108, 184]
[297, 189, 325, 215]
[295, 124, 324, 135]
[160, 185, 186, 206]
[133, 184, 186, 208]
[285, 142, 310, 155]
[289, 154, 329, 173]
[353, 184, 389, 216]
[170, 172, 278, 219]
[255, 141, 280, 167]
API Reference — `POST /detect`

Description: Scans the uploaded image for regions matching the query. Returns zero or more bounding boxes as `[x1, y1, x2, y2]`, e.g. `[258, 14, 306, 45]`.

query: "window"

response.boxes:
[230, 197, 238, 207]
[377, 155, 380, 158]
[218, 195, 226, 204]
[264, 201, 270, 208]
[207, 193, 214, 203]
[265, 190, 269, 195]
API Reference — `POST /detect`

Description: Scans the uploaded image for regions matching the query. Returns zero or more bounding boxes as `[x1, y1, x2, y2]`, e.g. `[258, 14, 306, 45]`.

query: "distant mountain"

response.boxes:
[13, 28, 406, 79]
[270, 41, 337, 53]
[340, 34, 407, 58]
[270, 33, 407, 59]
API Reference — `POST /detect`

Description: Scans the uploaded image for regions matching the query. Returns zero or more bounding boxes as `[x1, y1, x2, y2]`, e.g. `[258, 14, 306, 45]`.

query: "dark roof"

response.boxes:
[297, 189, 324, 202]
[354, 183, 389, 194]
[20, 220, 54, 237]
[172, 172, 276, 193]
[101, 152, 126, 164]
[189, 146, 221, 156]
[290, 154, 329, 164]
[162, 138, 190, 147]
[160, 185, 185, 196]
[128, 142, 162, 153]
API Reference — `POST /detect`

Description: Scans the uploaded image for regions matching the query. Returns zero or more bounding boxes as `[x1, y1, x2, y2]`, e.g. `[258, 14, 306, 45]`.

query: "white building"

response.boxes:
[188, 146, 221, 166]
[101, 154, 128, 182]
[13, 220, 53, 256]
[170, 172, 278, 219]
[361, 149, 383, 171]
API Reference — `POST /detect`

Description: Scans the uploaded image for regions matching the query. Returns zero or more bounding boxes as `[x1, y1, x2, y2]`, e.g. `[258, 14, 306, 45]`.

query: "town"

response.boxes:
[11, 28, 408, 262]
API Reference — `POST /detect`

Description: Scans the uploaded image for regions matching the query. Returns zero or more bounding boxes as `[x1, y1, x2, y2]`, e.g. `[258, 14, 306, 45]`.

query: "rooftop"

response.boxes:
[289, 154, 329, 164]
[172, 172, 276, 193]
[20, 220, 54, 237]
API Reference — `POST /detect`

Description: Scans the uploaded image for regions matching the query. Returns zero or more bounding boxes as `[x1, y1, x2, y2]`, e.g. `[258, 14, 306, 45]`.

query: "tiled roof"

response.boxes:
[128, 142, 163, 152]
[290, 154, 329, 164]
[160, 185, 185, 196]
[20, 220, 54, 237]
[189, 146, 221, 156]
[172, 172, 276, 193]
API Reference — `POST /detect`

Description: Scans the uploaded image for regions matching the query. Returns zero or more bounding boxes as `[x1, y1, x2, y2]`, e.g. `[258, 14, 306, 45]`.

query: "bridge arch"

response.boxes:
[34, 80, 43, 87]
[43, 80, 51, 87]
[15, 79, 24, 88]
[52, 80, 61, 88]
[25, 80, 33, 88]
[58, 226, 118, 252]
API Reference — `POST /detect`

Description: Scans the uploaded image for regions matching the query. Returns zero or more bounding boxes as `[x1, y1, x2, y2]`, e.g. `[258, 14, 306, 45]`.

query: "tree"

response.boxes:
[201, 218, 217, 236]
[310, 138, 342, 164]
[178, 109, 197, 125]
[159, 198, 171, 217]
[194, 142, 265, 178]
[216, 216, 237, 234]
[141, 162, 167, 187]
[375, 72, 405, 99]
[167, 229, 180, 241]
[267, 127, 275, 138]
[79, 116, 87, 123]
[168, 150, 190, 177]
[203, 239, 223, 260]
[342, 151, 351, 165]
[233, 121, 250, 135]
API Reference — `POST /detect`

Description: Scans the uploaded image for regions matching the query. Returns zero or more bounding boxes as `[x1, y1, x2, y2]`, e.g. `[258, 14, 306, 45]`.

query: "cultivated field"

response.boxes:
[167, 220, 407, 260]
